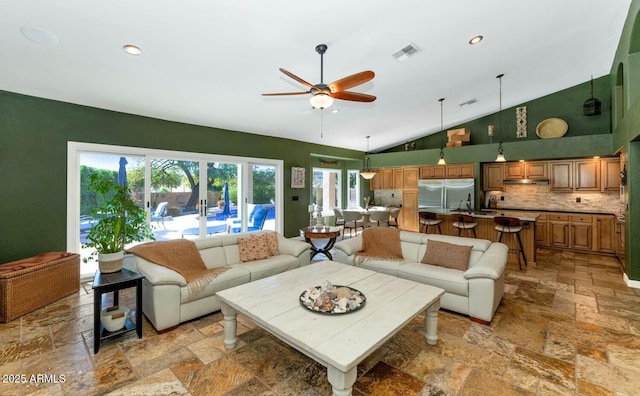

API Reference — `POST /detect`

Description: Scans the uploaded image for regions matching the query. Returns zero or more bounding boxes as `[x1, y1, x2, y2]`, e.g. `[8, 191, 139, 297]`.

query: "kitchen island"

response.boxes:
[418, 209, 539, 266]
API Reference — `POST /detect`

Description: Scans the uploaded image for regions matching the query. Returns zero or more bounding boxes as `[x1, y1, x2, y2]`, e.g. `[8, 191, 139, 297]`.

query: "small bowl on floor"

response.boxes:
[100, 305, 130, 332]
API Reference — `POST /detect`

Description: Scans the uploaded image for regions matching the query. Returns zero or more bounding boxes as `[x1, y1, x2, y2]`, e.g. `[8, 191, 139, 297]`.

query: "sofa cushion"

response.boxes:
[230, 254, 300, 281]
[421, 240, 473, 271]
[238, 234, 269, 262]
[398, 262, 469, 296]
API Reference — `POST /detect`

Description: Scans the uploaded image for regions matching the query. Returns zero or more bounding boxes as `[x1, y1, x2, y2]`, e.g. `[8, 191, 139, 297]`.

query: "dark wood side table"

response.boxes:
[301, 226, 342, 260]
[92, 268, 143, 353]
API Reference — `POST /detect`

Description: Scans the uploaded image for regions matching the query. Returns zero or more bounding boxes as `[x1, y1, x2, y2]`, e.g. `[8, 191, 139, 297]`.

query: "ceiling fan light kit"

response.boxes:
[263, 44, 376, 109]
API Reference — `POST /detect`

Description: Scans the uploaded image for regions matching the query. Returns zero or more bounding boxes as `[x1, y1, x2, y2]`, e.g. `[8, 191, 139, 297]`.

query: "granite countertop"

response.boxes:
[418, 208, 539, 222]
[483, 207, 619, 216]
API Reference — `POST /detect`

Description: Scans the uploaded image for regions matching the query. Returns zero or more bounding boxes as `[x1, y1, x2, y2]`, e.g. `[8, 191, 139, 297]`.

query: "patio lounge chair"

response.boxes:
[150, 202, 169, 228]
[231, 204, 273, 233]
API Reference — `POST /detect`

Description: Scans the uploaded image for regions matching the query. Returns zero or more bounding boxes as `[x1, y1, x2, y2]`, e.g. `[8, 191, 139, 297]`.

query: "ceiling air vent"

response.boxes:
[459, 98, 478, 107]
[392, 43, 421, 62]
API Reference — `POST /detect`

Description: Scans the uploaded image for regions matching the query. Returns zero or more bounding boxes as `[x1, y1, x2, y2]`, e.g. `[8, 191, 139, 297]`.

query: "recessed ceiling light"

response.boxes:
[20, 26, 58, 47]
[468, 35, 483, 45]
[331, 108, 340, 113]
[123, 45, 142, 55]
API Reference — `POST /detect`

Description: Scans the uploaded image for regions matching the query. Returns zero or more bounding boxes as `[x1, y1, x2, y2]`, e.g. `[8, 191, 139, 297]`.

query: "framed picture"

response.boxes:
[291, 167, 305, 188]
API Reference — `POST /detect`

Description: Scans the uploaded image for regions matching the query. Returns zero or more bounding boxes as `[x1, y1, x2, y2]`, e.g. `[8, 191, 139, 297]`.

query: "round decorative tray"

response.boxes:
[299, 282, 366, 315]
[536, 118, 568, 139]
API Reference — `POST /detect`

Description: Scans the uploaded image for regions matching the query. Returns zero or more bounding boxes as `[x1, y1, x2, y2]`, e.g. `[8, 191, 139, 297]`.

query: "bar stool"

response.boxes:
[452, 214, 478, 238]
[419, 212, 442, 234]
[494, 216, 527, 270]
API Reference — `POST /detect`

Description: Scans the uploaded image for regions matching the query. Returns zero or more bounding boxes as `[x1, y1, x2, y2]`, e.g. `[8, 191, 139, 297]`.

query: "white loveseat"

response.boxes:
[334, 232, 508, 323]
[132, 230, 311, 332]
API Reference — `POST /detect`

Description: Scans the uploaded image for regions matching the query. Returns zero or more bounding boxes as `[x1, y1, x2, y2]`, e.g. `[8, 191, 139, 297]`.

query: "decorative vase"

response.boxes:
[98, 251, 124, 273]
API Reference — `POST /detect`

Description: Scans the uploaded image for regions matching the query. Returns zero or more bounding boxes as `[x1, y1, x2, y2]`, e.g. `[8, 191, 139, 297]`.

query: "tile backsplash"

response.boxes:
[373, 190, 403, 207]
[487, 184, 623, 214]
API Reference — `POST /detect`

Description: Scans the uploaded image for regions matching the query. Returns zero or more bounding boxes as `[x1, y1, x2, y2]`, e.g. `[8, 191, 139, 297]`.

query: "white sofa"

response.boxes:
[334, 232, 508, 323]
[132, 230, 311, 332]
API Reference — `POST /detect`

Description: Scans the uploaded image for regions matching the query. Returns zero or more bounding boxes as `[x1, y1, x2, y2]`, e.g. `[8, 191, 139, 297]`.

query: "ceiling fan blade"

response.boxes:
[279, 68, 315, 89]
[328, 71, 375, 92]
[332, 91, 376, 102]
[262, 91, 309, 96]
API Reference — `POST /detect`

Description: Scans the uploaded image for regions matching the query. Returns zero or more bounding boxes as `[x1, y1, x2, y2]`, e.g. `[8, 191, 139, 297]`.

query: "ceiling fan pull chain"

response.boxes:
[320, 108, 324, 138]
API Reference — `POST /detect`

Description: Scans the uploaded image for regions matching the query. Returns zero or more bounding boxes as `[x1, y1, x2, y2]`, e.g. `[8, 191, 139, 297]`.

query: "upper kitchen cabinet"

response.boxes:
[574, 159, 600, 191]
[525, 162, 548, 179]
[549, 161, 573, 192]
[370, 169, 382, 190]
[419, 165, 446, 179]
[393, 168, 404, 189]
[483, 163, 505, 191]
[504, 161, 548, 179]
[402, 167, 419, 189]
[446, 163, 475, 179]
[601, 157, 621, 192]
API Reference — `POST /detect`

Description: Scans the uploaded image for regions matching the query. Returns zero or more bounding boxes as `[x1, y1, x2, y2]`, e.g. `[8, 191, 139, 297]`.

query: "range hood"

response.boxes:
[503, 178, 550, 185]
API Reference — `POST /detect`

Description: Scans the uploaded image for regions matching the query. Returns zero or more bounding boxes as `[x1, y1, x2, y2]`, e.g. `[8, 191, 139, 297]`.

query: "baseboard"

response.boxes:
[623, 273, 640, 289]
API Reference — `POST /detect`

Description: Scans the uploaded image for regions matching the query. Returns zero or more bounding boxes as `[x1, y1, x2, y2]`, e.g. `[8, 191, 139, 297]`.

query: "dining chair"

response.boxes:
[388, 208, 401, 228]
[333, 208, 345, 227]
[342, 211, 364, 239]
[368, 210, 391, 227]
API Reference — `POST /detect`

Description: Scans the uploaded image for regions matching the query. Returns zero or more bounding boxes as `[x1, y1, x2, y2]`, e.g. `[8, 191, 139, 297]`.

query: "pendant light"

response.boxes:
[583, 75, 601, 116]
[495, 73, 506, 162]
[437, 98, 446, 165]
[360, 136, 376, 179]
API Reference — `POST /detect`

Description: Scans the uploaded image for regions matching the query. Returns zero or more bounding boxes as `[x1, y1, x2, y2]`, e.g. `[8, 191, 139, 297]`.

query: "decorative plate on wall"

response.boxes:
[536, 118, 568, 139]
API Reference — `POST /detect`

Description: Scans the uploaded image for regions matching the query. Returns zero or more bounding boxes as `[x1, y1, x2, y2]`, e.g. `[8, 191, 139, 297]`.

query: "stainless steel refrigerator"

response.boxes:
[418, 179, 475, 210]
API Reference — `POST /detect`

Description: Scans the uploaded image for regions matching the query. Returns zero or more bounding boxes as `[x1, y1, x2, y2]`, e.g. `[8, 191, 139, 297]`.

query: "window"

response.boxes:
[347, 170, 360, 208]
[312, 168, 341, 213]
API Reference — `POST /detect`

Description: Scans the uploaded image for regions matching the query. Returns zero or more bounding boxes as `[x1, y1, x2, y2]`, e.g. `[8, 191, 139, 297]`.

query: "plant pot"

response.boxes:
[98, 251, 124, 273]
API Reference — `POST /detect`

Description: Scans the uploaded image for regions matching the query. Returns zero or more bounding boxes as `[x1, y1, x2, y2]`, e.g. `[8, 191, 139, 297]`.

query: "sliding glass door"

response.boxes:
[69, 142, 282, 280]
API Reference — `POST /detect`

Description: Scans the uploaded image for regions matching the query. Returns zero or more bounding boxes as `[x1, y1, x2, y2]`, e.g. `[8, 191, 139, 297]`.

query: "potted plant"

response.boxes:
[83, 173, 154, 273]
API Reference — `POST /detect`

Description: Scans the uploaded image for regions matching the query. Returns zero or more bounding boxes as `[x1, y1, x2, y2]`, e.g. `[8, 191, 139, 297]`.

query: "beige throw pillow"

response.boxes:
[421, 240, 472, 271]
[265, 232, 280, 257]
[238, 234, 269, 262]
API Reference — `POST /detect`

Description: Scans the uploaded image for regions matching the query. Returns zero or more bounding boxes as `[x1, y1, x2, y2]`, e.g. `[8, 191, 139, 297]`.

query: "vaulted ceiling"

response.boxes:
[0, 1, 631, 152]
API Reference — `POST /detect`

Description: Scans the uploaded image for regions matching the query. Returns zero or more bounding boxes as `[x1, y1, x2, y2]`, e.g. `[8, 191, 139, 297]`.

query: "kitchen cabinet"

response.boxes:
[594, 215, 615, 253]
[446, 163, 475, 178]
[526, 162, 548, 179]
[575, 160, 600, 191]
[370, 169, 382, 190]
[549, 161, 573, 192]
[505, 162, 525, 179]
[401, 189, 419, 232]
[615, 217, 626, 272]
[402, 167, 419, 189]
[381, 169, 393, 190]
[570, 214, 593, 251]
[601, 158, 621, 192]
[548, 213, 570, 248]
[419, 165, 446, 179]
[535, 213, 548, 246]
[393, 168, 404, 189]
[483, 163, 504, 191]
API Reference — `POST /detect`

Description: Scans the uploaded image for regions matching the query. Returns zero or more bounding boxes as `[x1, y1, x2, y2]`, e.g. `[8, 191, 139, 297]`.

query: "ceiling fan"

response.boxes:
[262, 44, 376, 109]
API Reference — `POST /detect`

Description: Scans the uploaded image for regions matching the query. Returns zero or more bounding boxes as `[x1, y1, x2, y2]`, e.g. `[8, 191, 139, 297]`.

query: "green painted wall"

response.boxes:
[384, 76, 611, 153]
[0, 90, 364, 263]
[610, 0, 640, 281]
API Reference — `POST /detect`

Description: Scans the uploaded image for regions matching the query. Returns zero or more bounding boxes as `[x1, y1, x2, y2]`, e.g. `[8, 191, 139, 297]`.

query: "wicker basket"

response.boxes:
[0, 252, 80, 323]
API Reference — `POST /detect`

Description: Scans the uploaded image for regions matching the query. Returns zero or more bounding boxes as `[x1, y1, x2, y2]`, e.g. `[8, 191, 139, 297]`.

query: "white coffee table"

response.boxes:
[216, 261, 444, 396]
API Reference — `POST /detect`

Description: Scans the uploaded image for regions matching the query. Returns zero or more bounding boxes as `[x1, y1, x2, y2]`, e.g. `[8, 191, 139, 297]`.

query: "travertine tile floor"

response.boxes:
[1, 248, 639, 395]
